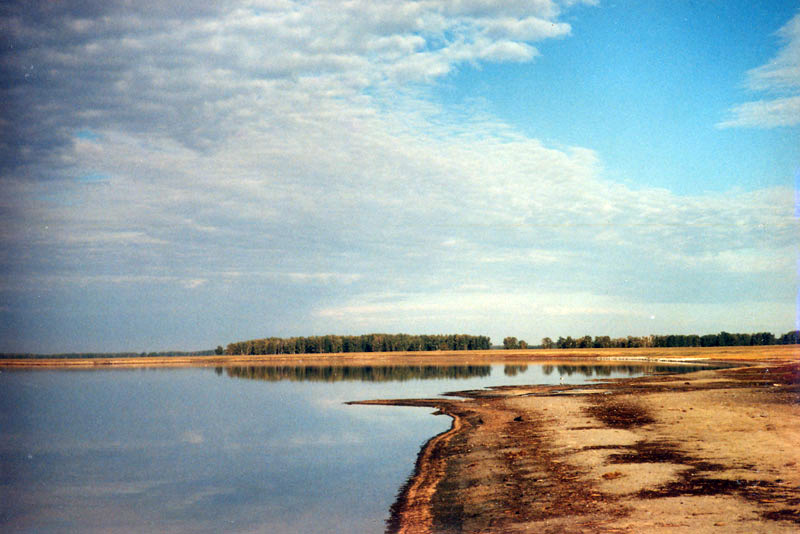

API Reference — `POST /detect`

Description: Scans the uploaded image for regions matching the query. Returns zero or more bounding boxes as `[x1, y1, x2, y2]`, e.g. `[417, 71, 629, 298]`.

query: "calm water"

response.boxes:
[0, 362, 706, 533]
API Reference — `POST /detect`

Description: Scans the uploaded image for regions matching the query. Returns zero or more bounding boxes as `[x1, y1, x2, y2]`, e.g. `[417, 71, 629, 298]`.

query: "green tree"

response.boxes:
[593, 336, 611, 348]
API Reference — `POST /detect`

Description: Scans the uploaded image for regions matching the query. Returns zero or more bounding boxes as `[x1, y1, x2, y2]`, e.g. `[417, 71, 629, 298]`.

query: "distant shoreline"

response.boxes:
[0, 344, 796, 368]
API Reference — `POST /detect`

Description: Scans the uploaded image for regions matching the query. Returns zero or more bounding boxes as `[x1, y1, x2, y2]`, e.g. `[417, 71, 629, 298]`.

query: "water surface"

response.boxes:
[0, 362, 708, 533]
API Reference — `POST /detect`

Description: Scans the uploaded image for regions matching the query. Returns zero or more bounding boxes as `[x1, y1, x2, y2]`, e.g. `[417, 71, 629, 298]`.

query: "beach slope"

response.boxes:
[355, 358, 800, 533]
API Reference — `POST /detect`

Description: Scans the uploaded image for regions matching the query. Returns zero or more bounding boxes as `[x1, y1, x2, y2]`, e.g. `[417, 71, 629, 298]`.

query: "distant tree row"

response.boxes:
[536, 330, 800, 350]
[225, 333, 492, 355]
[502, 337, 528, 349]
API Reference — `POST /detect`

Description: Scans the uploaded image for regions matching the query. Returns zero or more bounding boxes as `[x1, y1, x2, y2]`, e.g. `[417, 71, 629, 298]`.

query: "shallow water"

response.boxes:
[0, 362, 708, 533]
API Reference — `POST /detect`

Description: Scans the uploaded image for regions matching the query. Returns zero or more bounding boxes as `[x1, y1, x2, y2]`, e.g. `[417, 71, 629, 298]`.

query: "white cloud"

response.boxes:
[719, 12, 800, 128]
[476, 39, 538, 61]
[0, 1, 796, 350]
[482, 16, 571, 40]
[717, 95, 800, 128]
[747, 13, 800, 92]
[312, 289, 793, 341]
[441, 0, 561, 19]
[664, 246, 797, 274]
[310, 289, 732, 322]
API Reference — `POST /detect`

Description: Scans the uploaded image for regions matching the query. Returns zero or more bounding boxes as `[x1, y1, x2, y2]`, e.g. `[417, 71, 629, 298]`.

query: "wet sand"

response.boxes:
[353, 348, 799, 533]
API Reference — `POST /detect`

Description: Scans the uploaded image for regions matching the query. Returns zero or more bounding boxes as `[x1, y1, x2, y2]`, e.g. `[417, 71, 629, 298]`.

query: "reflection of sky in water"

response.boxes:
[0, 363, 704, 532]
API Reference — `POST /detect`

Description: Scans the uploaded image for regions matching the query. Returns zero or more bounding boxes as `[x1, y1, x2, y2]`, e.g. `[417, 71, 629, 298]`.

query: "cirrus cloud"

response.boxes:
[719, 12, 800, 128]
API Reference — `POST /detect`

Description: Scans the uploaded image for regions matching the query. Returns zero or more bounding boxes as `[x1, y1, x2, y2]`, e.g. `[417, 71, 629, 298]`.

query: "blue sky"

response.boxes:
[438, 1, 800, 193]
[0, 1, 798, 352]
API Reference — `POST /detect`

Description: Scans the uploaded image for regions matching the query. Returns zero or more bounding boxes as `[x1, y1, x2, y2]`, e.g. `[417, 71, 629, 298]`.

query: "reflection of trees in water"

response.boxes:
[553, 364, 714, 377]
[217, 363, 722, 383]
[504, 365, 528, 376]
[221, 365, 492, 383]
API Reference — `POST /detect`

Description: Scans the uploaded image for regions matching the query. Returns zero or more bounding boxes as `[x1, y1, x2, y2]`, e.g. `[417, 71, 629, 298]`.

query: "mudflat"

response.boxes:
[353, 347, 799, 533]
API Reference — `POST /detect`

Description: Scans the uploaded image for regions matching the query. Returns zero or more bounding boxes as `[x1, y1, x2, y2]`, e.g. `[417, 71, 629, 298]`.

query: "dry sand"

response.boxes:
[353, 349, 799, 533]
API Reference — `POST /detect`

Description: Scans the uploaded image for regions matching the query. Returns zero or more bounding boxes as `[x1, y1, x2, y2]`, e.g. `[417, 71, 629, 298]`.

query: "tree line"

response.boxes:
[534, 330, 800, 350]
[502, 337, 529, 349]
[225, 333, 492, 355]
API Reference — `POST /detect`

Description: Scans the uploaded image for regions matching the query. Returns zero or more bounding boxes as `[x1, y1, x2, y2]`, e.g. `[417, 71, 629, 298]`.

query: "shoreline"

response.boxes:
[1, 344, 796, 368]
[3, 345, 797, 531]
[353, 353, 799, 533]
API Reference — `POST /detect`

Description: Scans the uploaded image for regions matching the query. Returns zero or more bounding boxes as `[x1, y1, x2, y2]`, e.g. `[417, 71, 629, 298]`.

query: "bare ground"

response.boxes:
[354, 358, 800, 534]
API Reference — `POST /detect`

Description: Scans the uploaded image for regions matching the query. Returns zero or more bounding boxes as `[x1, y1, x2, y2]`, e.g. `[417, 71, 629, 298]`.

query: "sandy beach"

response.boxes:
[352, 346, 799, 533]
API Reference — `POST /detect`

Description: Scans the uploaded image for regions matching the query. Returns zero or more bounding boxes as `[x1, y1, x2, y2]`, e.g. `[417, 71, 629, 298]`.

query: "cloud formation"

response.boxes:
[719, 12, 800, 128]
[0, 1, 795, 351]
[1, 0, 587, 166]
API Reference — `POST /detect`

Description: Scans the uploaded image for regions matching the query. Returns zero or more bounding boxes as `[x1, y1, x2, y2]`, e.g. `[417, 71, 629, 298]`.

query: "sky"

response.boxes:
[1, 0, 798, 353]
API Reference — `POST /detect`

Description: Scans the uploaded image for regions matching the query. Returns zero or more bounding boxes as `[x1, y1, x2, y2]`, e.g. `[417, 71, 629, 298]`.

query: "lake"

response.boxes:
[0, 362, 708, 533]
